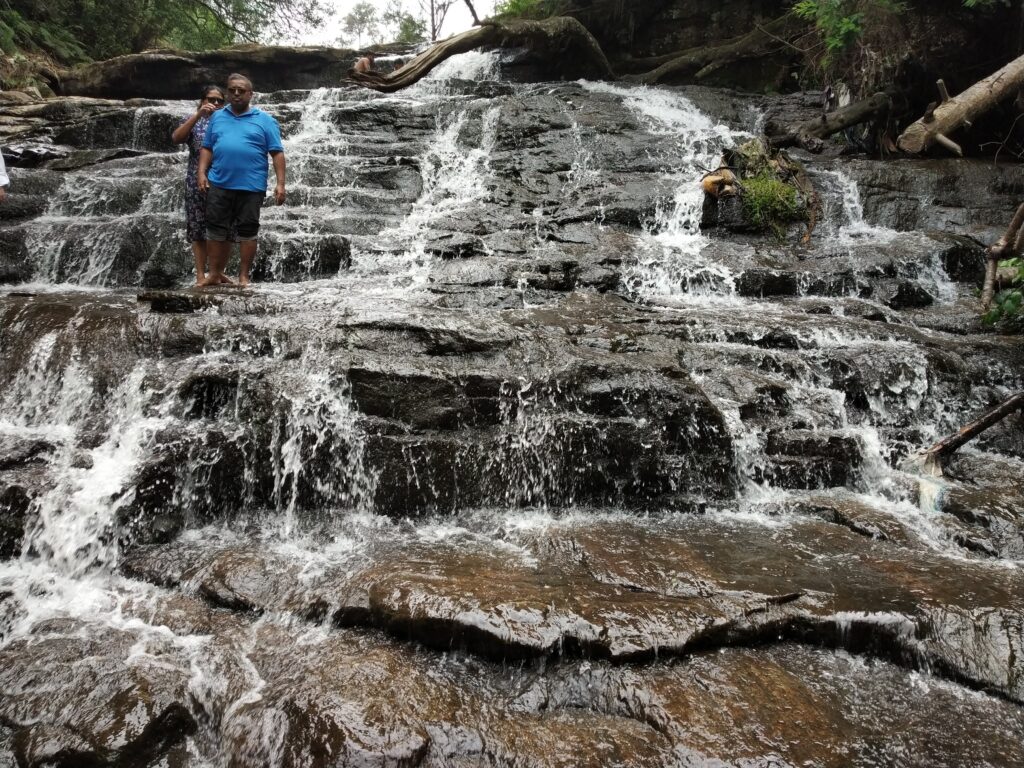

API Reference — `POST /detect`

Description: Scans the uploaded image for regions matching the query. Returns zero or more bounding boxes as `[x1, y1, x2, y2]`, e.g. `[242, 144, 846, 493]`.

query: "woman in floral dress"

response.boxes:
[172, 84, 226, 284]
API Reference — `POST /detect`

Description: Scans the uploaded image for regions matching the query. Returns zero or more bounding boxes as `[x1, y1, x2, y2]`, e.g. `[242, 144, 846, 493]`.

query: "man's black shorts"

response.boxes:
[206, 185, 265, 242]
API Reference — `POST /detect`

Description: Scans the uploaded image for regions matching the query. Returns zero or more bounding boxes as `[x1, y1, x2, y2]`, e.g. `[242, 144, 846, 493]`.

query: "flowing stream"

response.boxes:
[0, 53, 1022, 766]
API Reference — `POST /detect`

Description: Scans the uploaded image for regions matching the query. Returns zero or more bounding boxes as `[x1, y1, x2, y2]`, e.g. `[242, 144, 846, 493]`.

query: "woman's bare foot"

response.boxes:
[238, 275, 250, 287]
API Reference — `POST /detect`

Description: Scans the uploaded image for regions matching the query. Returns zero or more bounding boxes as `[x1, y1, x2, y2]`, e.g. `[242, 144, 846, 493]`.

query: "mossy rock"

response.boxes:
[741, 171, 808, 236]
[723, 138, 813, 237]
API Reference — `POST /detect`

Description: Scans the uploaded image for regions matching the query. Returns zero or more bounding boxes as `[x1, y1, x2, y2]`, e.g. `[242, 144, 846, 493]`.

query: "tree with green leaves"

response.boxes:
[341, 1, 380, 47]
[383, 0, 428, 45]
[0, 0, 326, 62]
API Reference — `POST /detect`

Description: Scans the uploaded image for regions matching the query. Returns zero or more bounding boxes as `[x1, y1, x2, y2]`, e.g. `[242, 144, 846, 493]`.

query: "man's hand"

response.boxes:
[197, 173, 210, 194]
[274, 183, 286, 205]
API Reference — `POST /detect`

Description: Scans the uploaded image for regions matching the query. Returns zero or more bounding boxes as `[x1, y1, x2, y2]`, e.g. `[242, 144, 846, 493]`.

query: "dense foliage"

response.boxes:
[794, 0, 1003, 56]
[0, 0, 324, 62]
[984, 258, 1024, 326]
[493, 0, 558, 18]
[339, 0, 428, 47]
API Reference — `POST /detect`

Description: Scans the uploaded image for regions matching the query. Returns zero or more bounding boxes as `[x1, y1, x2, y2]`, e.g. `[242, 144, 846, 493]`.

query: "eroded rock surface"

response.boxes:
[1, 72, 1022, 766]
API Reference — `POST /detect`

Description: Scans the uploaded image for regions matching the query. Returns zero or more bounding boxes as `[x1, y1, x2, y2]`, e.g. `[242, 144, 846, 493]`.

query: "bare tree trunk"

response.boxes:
[627, 13, 803, 86]
[463, 0, 481, 26]
[981, 202, 1024, 310]
[897, 53, 1024, 155]
[916, 392, 1024, 476]
[349, 17, 614, 92]
[770, 90, 896, 152]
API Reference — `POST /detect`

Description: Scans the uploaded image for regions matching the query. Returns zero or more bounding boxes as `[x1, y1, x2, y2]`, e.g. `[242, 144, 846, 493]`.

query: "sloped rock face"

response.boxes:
[55, 46, 369, 100]
[1, 73, 1023, 766]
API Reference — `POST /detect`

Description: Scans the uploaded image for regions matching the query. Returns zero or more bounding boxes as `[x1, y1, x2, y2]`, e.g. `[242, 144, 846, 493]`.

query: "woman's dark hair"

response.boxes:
[198, 84, 224, 104]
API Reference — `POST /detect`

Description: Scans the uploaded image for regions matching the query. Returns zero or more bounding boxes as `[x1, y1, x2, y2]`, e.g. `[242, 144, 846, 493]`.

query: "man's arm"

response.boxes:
[270, 150, 286, 205]
[197, 147, 213, 193]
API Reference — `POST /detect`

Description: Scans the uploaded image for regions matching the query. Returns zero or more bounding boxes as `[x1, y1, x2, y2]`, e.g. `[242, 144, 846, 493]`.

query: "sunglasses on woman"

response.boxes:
[206, 97, 225, 105]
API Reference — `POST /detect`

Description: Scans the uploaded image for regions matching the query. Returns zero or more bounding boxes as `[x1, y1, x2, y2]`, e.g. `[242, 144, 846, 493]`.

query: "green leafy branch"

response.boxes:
[983, 257, 1024, 326]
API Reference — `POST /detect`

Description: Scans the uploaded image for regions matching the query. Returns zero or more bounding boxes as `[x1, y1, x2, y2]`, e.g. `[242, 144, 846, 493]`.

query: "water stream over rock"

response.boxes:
[1, 54, 1022, 766]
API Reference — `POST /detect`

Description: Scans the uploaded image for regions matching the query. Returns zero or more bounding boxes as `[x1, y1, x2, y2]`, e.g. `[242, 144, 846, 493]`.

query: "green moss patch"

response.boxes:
[741, 171, 808, 236]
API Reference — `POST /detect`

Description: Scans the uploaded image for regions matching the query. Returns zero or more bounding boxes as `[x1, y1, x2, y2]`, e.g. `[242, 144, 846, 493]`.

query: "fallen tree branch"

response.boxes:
[981, 202, 1024, 310]
[769, 90, 896, 152]
[916, 392, 1024, 476]
[897, 53, 1024, 155]
[625, 13, 803, 86]
[348, 17, 613, 92]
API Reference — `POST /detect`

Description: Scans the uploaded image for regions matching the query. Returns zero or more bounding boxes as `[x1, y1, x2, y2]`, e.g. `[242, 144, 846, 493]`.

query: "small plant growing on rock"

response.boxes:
[741, 171, 807, 237]
[708, 138, 814, 239]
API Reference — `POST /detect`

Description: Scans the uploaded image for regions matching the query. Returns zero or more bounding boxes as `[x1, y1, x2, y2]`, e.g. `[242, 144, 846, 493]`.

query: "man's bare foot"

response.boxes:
[197, 273, 232, 287]
[238, 275, 250, 287]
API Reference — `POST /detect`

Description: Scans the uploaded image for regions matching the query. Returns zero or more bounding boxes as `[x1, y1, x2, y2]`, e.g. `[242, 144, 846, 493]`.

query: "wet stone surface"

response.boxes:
[1, 71, 1023, 765]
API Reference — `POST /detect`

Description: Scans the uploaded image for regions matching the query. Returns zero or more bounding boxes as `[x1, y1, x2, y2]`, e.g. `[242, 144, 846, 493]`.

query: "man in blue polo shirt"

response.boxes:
[197, 73, 286, 286]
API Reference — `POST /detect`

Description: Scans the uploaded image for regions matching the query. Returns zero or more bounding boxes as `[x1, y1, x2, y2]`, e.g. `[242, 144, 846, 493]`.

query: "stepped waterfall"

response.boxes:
[0, 52, 1022, 766]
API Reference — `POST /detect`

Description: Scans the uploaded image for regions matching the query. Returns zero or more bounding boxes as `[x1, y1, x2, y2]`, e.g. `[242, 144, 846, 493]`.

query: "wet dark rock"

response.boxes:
[179, 370, 240, 420]
[940, 453, 1024, 559]
[0, 230, 30, 284]
[736, 268, 800, 297]
[790, 494, 911, 542]
[931, 233, 987, 283]
[2, 145, 69, 168]
[839, 158, 1024, 242]
[45, 147, 150, 171]
[425, 232, 486, 260]
[5, 79, 1024, 762]
[255, 234, 351, 282]
[0, 622, 198, 767]
[0, 436, 53, 470]
[886, 280, 934, 309]
[0, 195, 47, 222]
[57, 46, 370, 99]
[0, 482, 31, 559]
[123, 510, 1024, 704]
[701, 195, 756, 232]
[137, 290, 220, 314]
[53, 109, 181, 153]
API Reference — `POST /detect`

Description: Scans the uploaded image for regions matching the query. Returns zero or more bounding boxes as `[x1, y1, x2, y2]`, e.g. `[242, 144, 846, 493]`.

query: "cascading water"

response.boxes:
[1, 50, 1022, 766]
[583, 81, 749, 304]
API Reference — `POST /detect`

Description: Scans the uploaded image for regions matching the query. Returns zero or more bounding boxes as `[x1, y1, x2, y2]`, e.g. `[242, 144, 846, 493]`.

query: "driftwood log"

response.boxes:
[769, 90, 896, 152]
[981, 202, 1024, 310]
[348, 17, 613, 92]
[623, 13, 803, 86]
[897, 53, 1024, 155]
[916, 392, 1024, 476]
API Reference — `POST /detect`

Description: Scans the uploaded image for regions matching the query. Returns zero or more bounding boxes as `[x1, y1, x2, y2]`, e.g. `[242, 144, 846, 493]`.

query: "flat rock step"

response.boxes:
[3, 593, 1021, 768]
[122, 514, 1024, 700]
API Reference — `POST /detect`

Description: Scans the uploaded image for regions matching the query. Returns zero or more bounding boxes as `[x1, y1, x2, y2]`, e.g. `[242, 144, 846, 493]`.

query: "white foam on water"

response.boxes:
[347, 103, 501, 293]
[820, 168, 901, 246]
[270, 365, 375, 537]
[583, 81, 749, 307]
[420, 50, 500, 85]
[22, 365, 167, 577]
